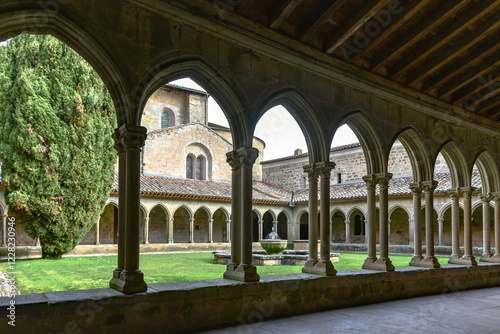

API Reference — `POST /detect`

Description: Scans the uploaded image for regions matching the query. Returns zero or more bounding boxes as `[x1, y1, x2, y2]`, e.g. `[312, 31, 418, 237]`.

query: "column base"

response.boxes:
[110, 270, 148, 294]
[361, 256, 377, 270]
[409, 255, 423, 266]
[168, 239, 173, 244]
[449, 255, 477, 266]
[480, 254, 500, 263]
[302, 259, 318, 274]
[223, 262, 240, 280]
[362, 257, 394, 271]
[230, 264, 260, 282]
[410, 256, 440, 268]
[109, 268, 123, 290]
[303, 259, 336, 276]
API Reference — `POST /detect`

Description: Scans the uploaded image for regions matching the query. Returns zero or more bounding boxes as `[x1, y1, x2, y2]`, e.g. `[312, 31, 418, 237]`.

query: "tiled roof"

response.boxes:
[261, 143, 362, 164]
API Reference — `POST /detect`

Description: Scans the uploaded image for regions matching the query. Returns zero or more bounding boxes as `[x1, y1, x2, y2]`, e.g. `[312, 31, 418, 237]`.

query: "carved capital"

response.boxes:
[303, 164, 321, 181]
[112, 128, 126, 154]
[237, 147, 259, 167]
[362, 174, 377, 189]
[459, 187, 476, 199]
[422, 180, 438, 193]
[316, 161, 336, 178]
[449, 189, 460, 200]
[479, 193, 492, 203]
[492, 193, 500, 202]
[117, 124, 147, 151]
[226, 151, 242, 171]
[375, 173, 392, 188]
[409, 182, 422, 195]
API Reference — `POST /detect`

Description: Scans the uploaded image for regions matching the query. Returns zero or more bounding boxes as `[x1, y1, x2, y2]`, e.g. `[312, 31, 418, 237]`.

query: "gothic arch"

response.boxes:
[331, 208, 347, 220]
[434, 141, 470, 189]
[173, 205, 194, 219]
[150, 204, 170, 220]
[105, 200, 119, 209]
[251, 88, 328, 162]
[0, 11, 131, 125]
[331, 110, 385, 175]
[347, 206, 366, 220]
[389, 205, 411, 219]
[252, 209, 262, 222]
[277, 209, 292, 223]
[136, 58, 248, 148]
[213, 207, 230, 220]
[194, 205, 212, 218]
[473, 150, 500, 193]
[263, 210, 277, 222]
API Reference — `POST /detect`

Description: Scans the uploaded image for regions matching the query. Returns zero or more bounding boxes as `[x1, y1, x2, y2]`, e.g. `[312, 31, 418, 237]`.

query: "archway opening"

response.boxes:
[262, 211, 274, 239]
[389, 207, 410, 245]
[277, 212, 288, 240]
[331, 210, 346, 243]
[173, 207, 191, 243]
[149, 206, 168, 244]
[213, 209, 228, 243]
[299, 212, 309, 240]
[194, 208, 210, 243]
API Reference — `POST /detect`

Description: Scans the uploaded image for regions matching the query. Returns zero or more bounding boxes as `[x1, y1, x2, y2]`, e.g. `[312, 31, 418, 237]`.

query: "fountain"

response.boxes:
[259, 227, 288, 255]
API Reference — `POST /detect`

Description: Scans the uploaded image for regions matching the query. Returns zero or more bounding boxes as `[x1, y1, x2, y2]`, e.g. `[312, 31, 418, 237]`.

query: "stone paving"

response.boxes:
[200, 287, 500, 334]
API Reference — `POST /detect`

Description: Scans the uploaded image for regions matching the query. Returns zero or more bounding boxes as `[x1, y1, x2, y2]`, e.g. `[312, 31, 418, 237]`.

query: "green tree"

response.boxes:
[0, 34, 117, 259]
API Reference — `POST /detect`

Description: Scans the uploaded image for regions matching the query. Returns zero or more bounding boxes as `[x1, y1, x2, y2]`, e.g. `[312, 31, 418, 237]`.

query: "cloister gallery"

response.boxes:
[0, 1, 499, 333]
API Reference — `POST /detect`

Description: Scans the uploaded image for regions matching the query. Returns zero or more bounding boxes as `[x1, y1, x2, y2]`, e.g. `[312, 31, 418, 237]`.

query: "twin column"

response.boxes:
[223, 148, 260, 282]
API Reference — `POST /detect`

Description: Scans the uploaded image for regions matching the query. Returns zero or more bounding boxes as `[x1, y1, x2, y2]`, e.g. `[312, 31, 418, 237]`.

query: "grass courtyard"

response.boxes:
[0, 252, 450, 294]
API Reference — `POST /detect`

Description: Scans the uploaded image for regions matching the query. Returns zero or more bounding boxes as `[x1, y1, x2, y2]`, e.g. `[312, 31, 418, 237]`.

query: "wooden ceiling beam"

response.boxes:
[451, 69, 500, 106]
[298, 0, 349, 41]
[464, 85, 500, 110]
[370, 0, 469, 72]
[408, 16, 500, 86]
[234, 0, 257, 14]
[477, 95, 500, 116]
[351, 0, 429, 63]
[389, 0, 498, 79]
[437, 50, 500, 99]
[269, 0, 303, 30]
[325, 0, 392, 54]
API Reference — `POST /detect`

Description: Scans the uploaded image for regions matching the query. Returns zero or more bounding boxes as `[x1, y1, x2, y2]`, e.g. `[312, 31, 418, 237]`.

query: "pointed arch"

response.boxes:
[346, 206, 366, 220]
[251, 88, 328, 162]
[173, 204, 193, 219]
[194, 205, 212, 218]
[277, 210, 292, 223]
[331, 110, 385, 174]
[389, 205, 411, 219]
[473, 149, 500, 193]
[213, 207, 231, 220]
[137, 58, 248, 148]
[262, 210, 277, 221]
[252, 209, 262, 222]
[435, 141, 470, 189]
[331, 208, 347, 220]
[150, 203, 170, 220]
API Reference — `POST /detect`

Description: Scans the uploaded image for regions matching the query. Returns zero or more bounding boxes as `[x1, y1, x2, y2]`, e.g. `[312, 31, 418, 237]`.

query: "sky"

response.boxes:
[170, 78, 359, 160]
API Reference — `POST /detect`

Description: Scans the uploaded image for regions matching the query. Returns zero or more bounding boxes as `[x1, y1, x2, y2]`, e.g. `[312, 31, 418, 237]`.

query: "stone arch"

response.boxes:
[420, 205, 439, 246]
[389, 205, 411, 218]
[173, 205, 193, 243]
[213, 208, 229, 243]
[471, 200, 494, 248]
[347, 207, 366, 243]
[331, 110, 385, 174]
[347, 206, 366, 221]
[193, 207, 210, 243]
[262, 210, 276, 239]
[389, 127, 433, 182]
[161, 108, 175, 128]
[440, 204, 465, 247]
[100, 203, 119, 244]
[277, 212, 288, 240]
[389, 206, 410, 245]
[252, 209, 261, 242]
[0, 11, 133, 125]
[331, 208, 346, 243]
[213, 206, 231, 220]
[331, 208, 347, 221]
[435, 141, 470, 189]
[184, 141, 214, 181]
[251, 88, 328, 162]
[298, 210, 309, 240]
[137, 58, 248, 148]
[149, 204, 169, 244]
[473, 149, 500, 193]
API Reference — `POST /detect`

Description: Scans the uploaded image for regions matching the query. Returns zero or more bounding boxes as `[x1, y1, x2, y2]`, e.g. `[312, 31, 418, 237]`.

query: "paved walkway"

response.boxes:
[201, 287, 500, 334]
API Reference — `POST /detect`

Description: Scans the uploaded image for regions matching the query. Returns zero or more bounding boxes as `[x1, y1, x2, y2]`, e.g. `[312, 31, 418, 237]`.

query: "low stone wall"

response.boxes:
[1, 264, 499, 333]
[331, 243, 492, 256]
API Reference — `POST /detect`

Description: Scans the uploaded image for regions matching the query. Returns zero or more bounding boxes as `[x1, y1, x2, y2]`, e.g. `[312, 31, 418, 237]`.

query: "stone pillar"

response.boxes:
[479, 194, 492, 261]
[95, 217, 101, 245]
[234, 147, 260, 282]
[493, 194, 500, 261]
[1, 214, 6, 247]
[418, 180, 440, 268]
[226, 220, 231, 243]
[168, 218, 174, 244]
[375, 173, 395, 271]
[409, 183, 424, 261]
[364, 220, 368, 244]
[144, 216, 150, 244]
[209, 218, 214, 243]
[223, 151, 242, 279]
[36, 238, 40, 246]
[388, 219, 391, 245]
[302, 164, 320, 273]
[408, 217, 414, 246]
[461, 187, 477, 265]
[437, 218, 444, 246]
[189, 218, 195, 243]
[311, 162, 336, 276]
[362, 175, 378, 269]
[345, 220, 351, 243]
[258, 220, 263, 240]
[111, 125, 148, 294]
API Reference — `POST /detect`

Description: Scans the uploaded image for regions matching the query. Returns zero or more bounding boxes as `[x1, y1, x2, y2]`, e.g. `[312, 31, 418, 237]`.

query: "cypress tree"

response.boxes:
[0, 34, 116, 259]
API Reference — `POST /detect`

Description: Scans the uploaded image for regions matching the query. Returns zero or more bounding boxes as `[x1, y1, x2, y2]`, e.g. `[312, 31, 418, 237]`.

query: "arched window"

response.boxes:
[354, 215, 365, 235]
[186, 156, 193, 179]
[161, 112, 169, 129]
[196, 157, 204, 180]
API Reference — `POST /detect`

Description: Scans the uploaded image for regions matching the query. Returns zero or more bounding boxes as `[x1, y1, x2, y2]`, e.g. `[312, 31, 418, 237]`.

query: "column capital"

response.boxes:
[303, 164, 321, 180]
[375, 173, 392, 188]
[189, 218, 195, 222]
[492, 193, 500, 201]
[316, 161, 336, 178]
[117, 124, 147, 150]
[459, 187, 476, 198]
[345, 219, 350, 224]
[226, 150, 242, 171]
[421, 180, 438, 192]
[208, 218, 214, 223]
[362, 174, 377, 188]
[479, 193, 492, 202]
[145, 216, 150, 222]
[448, 189, 460, 199]
[409, 182, 422, 194]
[236, 147, 259, 167]
[112, 128, 126, 154]
[437, 218, 444, 223]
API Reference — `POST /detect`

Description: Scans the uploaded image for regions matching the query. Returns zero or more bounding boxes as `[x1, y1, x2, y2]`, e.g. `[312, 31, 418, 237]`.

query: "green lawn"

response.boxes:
[0, 252, 449, 294]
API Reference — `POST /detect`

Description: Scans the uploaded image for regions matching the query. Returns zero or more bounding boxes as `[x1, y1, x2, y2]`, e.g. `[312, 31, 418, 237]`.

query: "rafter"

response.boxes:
[477, 95, 500, 117]
[369, 0, 469, 72]
[451, 69, 500, 105]
[351, 0, 429, 63]
[464, 85, 500, 110]
[389, 0, 498, 79]
[437, 50, 500, 99]
[298, 0, 349, 41]
[269, 0, 303, 30]
[408, 16, 500, 86]
[234, 0, 257, 14]
[325, 0, 392, 54]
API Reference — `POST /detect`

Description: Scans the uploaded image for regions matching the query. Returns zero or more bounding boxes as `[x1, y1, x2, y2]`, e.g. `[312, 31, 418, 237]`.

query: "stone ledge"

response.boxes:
[1, 264, 499, 333]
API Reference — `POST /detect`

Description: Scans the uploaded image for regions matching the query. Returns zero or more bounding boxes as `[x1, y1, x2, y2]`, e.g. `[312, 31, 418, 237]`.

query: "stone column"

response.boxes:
[364, 220, 368, 244]
[1, 213, 6, 247]
[226, 220, 231, 243]
[144, 216, 150, 244]
[95, 217, 100, 245]
[168, 218, 174, 244]
[345, 220, 351, 243]
[258, 220, 263, 240]
[418, 180, 440, 268]
[388, 219, 391, 245]
[302, 164, 320, 273]
[209, 218, 214, 243]
[223, 151, 242, 279]
[234, 147, 260, 282]
[374, 173, 395, 271]
[437, 218, 444, 246]
[362, 175, 378, 269]
[36, 238, 40, 246]
[409, 183, 423, 266]
[408, 217, 414, 246]
[493, 194, 500, 261]
[111, 125, 148, 294]
[272, 220, 278, 236]
[311, 162, 336, 276]
[189, 218, 195, 243]
[461, 187, 477, 265]
[479, 194, 492, 261]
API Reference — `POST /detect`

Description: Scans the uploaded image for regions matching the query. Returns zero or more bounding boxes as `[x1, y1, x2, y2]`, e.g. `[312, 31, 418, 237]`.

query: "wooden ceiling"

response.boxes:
[213, 0, 500, 123]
